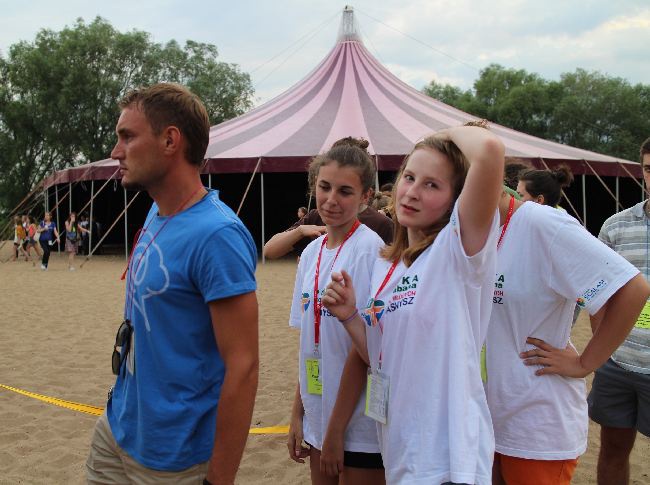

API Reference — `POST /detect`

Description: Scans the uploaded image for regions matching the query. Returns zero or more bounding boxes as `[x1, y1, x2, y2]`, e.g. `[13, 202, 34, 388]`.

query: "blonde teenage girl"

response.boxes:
[323, 124, 505, 484]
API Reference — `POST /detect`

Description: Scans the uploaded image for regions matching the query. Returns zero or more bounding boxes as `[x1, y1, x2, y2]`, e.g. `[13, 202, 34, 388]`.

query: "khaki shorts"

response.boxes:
[86, 412, 208, 484]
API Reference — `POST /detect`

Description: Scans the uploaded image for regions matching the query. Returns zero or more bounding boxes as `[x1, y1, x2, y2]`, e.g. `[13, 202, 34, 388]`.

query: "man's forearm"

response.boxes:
[206, 361, 258, 484]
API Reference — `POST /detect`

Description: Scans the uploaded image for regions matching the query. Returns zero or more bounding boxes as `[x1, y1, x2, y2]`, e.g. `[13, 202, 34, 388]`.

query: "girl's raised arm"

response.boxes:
[445, 125, 505, 256]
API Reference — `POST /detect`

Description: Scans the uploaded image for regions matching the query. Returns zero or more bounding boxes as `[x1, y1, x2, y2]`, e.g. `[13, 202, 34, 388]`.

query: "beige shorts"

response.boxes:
[86, 412, 208, 484]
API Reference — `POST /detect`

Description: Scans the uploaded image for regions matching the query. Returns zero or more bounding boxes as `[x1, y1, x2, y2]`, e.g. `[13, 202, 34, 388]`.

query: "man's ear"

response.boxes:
[162, 126, 182, 155]
[536, 194, 546, 205]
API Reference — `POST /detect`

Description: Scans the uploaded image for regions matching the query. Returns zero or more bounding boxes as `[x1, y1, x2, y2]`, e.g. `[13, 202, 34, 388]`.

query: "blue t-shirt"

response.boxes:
[39, 221, 56, 241]
[107, 189, 257, 471]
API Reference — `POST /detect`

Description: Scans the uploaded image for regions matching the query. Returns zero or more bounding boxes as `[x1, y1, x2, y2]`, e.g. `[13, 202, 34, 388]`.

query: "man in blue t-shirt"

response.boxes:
[86, 83, 259, 485]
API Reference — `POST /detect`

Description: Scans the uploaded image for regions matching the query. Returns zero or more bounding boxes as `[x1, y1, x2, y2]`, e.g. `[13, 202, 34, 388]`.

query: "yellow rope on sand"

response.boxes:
[0, 384, 289, 434]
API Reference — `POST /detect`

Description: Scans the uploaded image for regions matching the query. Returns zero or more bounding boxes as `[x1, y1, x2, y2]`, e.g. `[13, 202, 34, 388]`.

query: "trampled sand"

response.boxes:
[0, 248, 648, 484]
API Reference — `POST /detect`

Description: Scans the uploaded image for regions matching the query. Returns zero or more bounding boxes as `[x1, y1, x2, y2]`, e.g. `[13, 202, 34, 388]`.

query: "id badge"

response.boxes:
[635, 299, 650, 329]
[305, 358, 322, 395]
[480, 344, 487, 383]
[365, 369, 389, 424]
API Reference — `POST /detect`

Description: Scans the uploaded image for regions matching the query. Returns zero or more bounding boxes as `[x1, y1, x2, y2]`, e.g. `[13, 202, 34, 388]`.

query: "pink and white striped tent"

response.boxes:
[43, 6, 639, 190]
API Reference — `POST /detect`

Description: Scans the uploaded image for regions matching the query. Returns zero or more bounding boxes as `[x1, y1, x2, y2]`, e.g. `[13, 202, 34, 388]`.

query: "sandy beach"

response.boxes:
[0, 248, 648, 484]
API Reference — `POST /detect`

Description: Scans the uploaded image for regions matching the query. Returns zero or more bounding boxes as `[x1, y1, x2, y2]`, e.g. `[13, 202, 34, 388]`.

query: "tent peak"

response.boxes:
[337, 6, 361, 43]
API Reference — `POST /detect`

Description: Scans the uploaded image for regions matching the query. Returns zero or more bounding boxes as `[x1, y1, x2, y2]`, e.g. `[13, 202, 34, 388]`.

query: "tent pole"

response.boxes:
[208, 174, 212, 189]
[616, 177, 620, 213]
[124, 187, 128, 261]
[237, 157, 263, 216]
[6, 181, 43, 219]
[55, 186, 61, 254]
[374, 155, 380, 193]
[583, 159, 624, 212]
[0, 190, 37, 241]
[89, 180, 95, 257]
[582, 174, 587, 228]
[641, 171, 645, 202]
[80, 191, 141, 268]
[45, 186, 49, 213]
[617, 161, 644, 190]
[69, 182, 72, 212]
[75, 167, 120, 217]
[261, 172, 266, 265]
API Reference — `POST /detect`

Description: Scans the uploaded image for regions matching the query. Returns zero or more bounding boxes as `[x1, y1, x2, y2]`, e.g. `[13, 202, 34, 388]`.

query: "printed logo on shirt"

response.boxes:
[576, 297, 586, 308]
[301, 293, 311, 313]
[579, 279, 608, 305]
[362, 298, 385, 326]
[130, 231, 170, 333]
[384, 274, 419, 315]
[493, 273, 505, 305]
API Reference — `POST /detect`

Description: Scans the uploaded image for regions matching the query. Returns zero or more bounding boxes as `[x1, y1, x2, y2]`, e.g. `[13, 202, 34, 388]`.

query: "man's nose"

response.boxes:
[111, 141, 123, 160]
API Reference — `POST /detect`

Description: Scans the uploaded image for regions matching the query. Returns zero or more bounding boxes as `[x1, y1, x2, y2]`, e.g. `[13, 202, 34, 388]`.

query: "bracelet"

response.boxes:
[338, 308, 358, 324]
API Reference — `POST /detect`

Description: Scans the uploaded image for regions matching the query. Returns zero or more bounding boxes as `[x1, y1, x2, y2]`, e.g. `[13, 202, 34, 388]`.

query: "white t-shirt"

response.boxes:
[486, 202, 639, 460]
[364, 202, 499, 485]
[289, 224, 383, 452]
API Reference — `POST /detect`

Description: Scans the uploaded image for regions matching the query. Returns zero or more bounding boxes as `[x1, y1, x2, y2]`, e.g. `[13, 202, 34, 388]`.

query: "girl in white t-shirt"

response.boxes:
[287, 137, 386, 485]
[323, 124, 505, 484]
[486, 191, 649, 485]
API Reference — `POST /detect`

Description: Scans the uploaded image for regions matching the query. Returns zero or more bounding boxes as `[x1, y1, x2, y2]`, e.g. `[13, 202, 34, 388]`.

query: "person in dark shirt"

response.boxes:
[264, 205, 393, 258]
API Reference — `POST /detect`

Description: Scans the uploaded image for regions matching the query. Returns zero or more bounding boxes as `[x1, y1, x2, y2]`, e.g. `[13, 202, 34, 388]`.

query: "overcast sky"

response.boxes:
[1, 0, 648, 106]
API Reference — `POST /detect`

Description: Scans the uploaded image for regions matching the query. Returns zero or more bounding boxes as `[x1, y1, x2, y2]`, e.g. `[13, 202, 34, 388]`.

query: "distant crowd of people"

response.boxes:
[10, 211, 92, 270]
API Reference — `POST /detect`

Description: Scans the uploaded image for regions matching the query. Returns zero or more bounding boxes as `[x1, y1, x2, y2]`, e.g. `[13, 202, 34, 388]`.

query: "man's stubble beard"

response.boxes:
[121, 179, 147, 192]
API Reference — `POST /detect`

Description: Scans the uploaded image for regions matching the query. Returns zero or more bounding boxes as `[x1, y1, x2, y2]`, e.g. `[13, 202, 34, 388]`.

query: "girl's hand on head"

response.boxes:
[432, 128, 451, 141]
[322, 270, 357, 321]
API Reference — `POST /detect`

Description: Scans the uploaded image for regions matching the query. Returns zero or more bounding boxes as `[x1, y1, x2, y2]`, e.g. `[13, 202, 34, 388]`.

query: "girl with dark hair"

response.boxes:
[287, 137, 386, 484]
[517, 164, 573, 207]
[323, 124, 505, 484]
[484, 185, 649, 484]
[37, 212, 59, 270]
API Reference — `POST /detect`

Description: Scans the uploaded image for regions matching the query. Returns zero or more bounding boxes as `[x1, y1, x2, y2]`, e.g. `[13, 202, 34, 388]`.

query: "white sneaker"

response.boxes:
[40, 265, 46, 271]
[69, 267, 75, 271]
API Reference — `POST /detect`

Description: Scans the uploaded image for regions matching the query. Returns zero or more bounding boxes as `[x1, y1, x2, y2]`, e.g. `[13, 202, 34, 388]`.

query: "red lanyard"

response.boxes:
[497, 196, 515, 250]
[375, 259, 400, 369]
[123, 186, 205, 321]
[373, 259, 399, 332]
[313, 219, 361, 352]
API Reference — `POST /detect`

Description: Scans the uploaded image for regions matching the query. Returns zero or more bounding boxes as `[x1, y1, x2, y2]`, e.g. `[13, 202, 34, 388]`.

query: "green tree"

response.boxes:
[422, 64, 650, 164]
[0, 17, 254, 216]
[550, 69, 650, 161]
